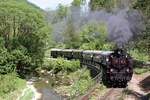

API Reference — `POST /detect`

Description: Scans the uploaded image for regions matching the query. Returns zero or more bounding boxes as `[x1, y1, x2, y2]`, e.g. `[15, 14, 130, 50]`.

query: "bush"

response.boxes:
[42, 58, 80, 73]
[69, 70, 92, 97]
[0, 46, 32, 75]
[0, 73, 26, 99]
[129, 49, 150, 74]
[0, 48, 15, 74]
[79, 22, 114, 50]
[11, 49, 32, 76]
[134, 67, 150, 74]
[129, 49, 149, 61]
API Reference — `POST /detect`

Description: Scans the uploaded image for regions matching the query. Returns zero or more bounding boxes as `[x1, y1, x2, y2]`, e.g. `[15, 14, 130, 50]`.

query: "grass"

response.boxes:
[54, 69, 92, 97]
[19, 88, 34, 100]
[134, 67, 150, 74]
[129, 49, 149, 61]
[67, 69, 92, 97]
[89, 84, 106, 100]
[129, 49, 150, 74]
[0, 73, 26, 100]
[54, 69, 106, 99]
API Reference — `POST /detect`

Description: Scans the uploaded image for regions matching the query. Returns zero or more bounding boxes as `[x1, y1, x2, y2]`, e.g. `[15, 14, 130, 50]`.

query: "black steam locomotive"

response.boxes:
[51, 48, 133, 87]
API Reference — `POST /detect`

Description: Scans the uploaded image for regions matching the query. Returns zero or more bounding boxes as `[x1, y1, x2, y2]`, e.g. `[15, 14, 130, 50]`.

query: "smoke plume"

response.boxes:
[46, 0, 145, 48]
[107, 9, 145, 47]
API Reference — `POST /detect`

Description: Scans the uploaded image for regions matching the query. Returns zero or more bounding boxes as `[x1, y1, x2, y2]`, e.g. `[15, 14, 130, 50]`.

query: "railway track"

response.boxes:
[78, 83, 99, 100]
[99, 88, 125, 100]
[77, 87, 125, 100]
[68, 67, 124, 100]
[79, 74, 102, 100]
[68, 67, 102, 100]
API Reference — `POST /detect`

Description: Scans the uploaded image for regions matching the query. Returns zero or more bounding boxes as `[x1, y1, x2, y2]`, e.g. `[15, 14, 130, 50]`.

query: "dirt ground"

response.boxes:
[90, 72, 150, 100]
[124, 72, 150, 100]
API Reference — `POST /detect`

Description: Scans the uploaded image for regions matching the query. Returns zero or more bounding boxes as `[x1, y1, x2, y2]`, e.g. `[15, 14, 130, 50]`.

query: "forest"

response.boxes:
[0, 0, 149, 100]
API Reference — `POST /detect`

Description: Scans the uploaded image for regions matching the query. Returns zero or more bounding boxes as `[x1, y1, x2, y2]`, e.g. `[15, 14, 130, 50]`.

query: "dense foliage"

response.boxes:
[79, 22, 114, 50]
[0, 73, 25, 100]
[0, 0, 49, 74]
[42, 58, 80, 73]
[132, 0, 150, 58]
[72, 0, 81, 7]
[90, 0, 117, 10]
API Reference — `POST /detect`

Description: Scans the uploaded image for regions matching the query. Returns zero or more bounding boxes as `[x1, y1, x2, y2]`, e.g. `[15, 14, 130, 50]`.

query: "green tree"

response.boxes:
[0, 0, 50, 74]
[132, 0, 150, 60]
[57, 4, 68, 19]
[72, 0, 81, 7]
[90, 0, 117, 10]
[63, 17, 80, 48]
[79, 22, 114, 50]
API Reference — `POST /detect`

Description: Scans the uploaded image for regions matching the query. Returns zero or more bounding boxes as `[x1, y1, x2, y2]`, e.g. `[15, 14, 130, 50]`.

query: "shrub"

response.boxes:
[0, 46, 32, 75]
[42, 58, 80, 73]
[79, 22, 115, 50]
[69, 70, 92, 97]
[0, 73, 26, 99]
[0, 48, 15, 74]
[129, 49, 149, 61]
[134, 67, 150, 74]
[11, 49, 32, 75]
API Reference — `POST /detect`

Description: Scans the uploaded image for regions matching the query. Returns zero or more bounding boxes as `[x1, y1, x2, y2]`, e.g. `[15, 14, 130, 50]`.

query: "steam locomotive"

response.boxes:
[51, 48, 133, 87]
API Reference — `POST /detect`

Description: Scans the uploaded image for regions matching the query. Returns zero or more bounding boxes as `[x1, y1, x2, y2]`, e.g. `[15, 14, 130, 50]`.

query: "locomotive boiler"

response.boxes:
[51, 48, 133, 87]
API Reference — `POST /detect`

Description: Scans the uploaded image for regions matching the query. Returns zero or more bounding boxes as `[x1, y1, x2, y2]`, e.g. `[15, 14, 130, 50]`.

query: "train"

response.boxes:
[51, 48, 133, 87]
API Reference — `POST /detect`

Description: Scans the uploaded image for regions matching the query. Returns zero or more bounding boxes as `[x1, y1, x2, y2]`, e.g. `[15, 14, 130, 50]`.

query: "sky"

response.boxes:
[28, 0, 74, 10]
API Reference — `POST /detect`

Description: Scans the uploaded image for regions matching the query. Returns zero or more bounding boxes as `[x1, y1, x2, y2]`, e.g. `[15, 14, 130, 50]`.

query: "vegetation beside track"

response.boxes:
[0, 73, 26, 100]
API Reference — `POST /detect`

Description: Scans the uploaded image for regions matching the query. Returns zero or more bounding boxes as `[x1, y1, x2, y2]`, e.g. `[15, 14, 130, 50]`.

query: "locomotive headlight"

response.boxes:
[126, 68, 130, 72]
[110, 68, 114, 72]
[106, 58, 109, 62]
[118, 51, 121, 54]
